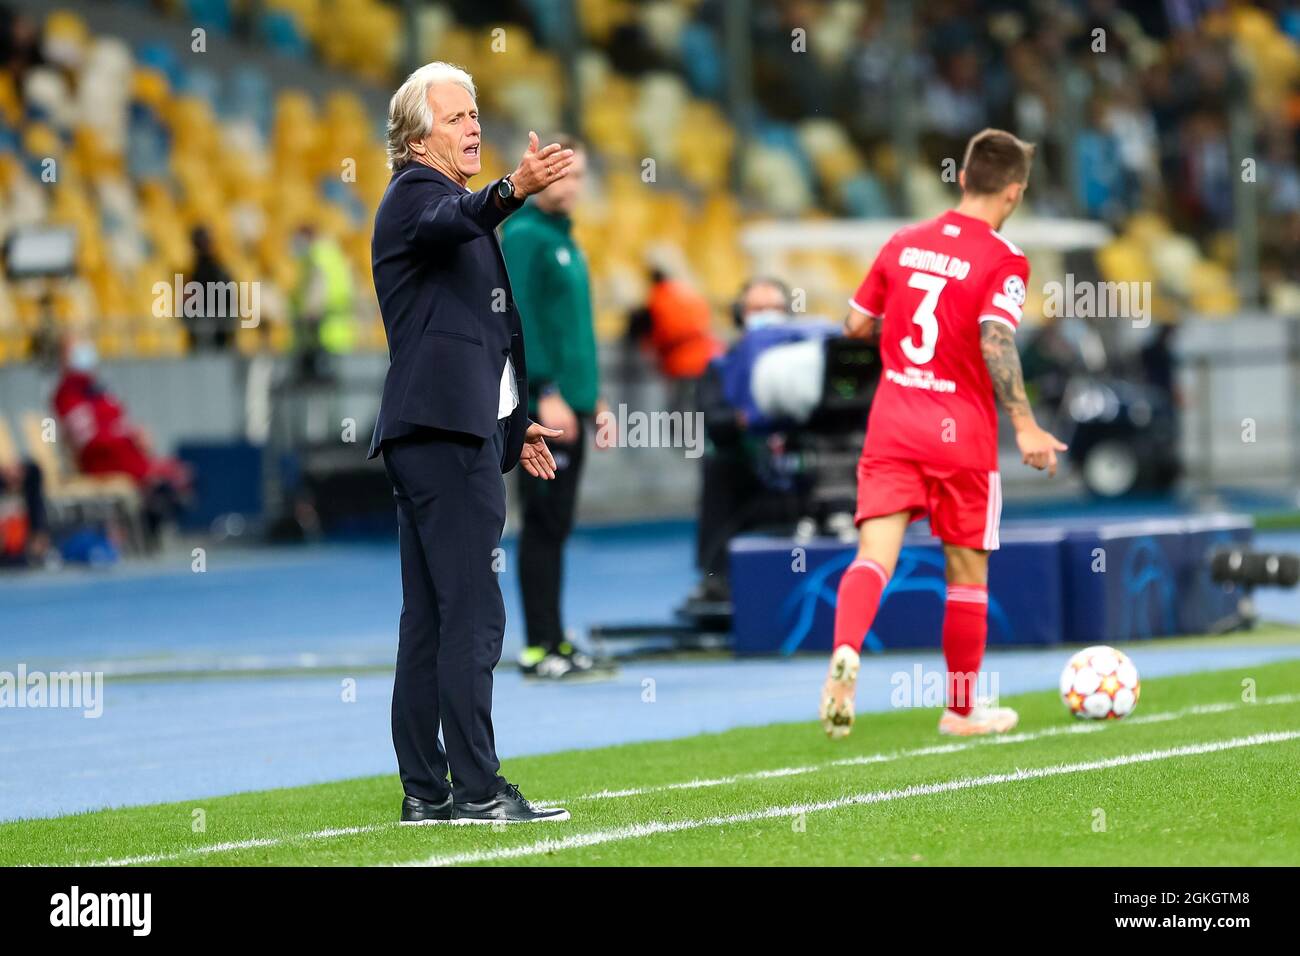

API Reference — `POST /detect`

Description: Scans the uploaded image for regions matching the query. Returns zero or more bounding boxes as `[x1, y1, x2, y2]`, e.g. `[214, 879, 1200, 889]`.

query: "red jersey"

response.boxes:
[52, 371, 150, 481]
[851, 209, 1029, 472]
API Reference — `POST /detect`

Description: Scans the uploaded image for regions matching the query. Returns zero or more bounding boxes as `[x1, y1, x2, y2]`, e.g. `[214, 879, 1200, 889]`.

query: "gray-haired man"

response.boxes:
[369, 61, 575, 824]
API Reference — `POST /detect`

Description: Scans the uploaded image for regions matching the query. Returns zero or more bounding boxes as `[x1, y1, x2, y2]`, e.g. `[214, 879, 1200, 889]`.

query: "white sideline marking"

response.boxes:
[404, 731, 1300, 867]
[74, 692, 1299, 867]
[81, 824, 393, 868]
[559, 693, 1300, 802]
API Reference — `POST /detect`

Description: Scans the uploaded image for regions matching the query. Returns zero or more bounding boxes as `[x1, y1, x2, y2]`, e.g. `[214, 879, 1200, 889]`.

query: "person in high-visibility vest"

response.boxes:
[292, 226, 357, 376]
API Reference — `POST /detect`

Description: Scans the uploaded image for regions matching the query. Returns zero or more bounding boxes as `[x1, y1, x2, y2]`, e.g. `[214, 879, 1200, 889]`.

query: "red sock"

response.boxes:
[943, 585, 988, 715]
[832, 558, 890, 653]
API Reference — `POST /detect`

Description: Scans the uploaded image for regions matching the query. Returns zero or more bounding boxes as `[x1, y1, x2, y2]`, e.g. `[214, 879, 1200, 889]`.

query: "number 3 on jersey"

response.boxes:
[902, 271, 946, 365]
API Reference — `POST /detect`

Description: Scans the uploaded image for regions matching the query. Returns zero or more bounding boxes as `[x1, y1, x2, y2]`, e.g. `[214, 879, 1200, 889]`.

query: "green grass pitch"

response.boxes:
[4, 659, 1298, 867]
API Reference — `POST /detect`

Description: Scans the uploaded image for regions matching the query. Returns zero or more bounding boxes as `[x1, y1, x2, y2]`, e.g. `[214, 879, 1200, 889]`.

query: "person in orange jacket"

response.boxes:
[628, 269, 723, 387]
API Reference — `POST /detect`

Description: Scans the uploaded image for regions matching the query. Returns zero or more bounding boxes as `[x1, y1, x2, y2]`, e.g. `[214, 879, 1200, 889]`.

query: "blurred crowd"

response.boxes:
[1, 1, 1295, 370]
[588, 0, 1300, 312]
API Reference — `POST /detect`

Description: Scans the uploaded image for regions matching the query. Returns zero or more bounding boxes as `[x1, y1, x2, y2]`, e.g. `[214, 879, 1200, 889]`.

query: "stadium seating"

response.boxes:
[2, 1, 1298, 366]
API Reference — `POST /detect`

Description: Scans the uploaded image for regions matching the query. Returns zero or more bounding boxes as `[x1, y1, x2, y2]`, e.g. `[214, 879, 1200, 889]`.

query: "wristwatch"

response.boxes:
[496, 175, 518, 204]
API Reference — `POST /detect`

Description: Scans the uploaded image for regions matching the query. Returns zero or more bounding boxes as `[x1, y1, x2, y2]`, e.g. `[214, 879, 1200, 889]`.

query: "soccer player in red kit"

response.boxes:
[820, 129, 1067, 739]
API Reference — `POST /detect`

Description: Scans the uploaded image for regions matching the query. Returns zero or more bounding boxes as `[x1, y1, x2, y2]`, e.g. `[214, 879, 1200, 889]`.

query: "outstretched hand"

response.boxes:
[511, 132, 575, 198]
[1015, 422, 1068, 477]
[520, 420, 563, 479]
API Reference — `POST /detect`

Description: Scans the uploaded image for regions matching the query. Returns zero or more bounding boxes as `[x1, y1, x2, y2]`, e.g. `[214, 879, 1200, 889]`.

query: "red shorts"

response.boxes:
[855, 455, 1002, 550]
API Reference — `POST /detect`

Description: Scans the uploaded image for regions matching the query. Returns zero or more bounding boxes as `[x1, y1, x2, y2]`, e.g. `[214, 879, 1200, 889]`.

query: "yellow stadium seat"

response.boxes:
[0, 72, 20, 126]
[23, 123, 61, 162]
[131, 68, 170, 110]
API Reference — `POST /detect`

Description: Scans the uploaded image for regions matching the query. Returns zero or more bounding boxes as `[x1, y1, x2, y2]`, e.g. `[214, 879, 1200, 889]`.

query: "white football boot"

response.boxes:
[819, 644, 860, 739]
[938, 700, 1019, 736]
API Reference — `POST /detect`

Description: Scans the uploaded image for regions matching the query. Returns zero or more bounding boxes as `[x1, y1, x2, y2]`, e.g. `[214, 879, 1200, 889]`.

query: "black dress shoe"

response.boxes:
[400, 793, 454, 825]
[452, 782, 570, 824]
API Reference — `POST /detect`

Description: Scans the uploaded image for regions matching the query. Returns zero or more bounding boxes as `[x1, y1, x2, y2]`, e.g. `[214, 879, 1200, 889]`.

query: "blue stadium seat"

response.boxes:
[126, 108, 172, 180]
[753, 118, 814, 183]
[257, 11, 311, 59]
[223, 66, 272, 133]
[320, 177, 367, 224]
[840, 172, 892, 218]
[135, 41, 184, 87]
[680, 24, 723, 98]
[178, 66, 222, 112]
[185, 0, 234, 35]
[521, 0, 566, 45]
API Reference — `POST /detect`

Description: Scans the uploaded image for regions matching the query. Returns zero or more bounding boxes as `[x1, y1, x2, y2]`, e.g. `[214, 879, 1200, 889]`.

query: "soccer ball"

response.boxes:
[1059, 645, 1140, 719]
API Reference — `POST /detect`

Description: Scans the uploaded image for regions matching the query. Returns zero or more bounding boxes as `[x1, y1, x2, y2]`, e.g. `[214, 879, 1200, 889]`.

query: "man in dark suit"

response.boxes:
[368, 61, 576, 825]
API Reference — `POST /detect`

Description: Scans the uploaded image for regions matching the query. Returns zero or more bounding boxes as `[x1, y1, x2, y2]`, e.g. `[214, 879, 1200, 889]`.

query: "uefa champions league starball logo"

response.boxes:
[1002, 274, 1026, 306]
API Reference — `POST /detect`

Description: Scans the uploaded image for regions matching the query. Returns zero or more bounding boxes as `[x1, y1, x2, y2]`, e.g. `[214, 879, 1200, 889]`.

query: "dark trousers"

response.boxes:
[518, 417, 585, 650]
[381, 419, 509, 803]
[21, 460, 47, 535]
[696, 446, 761, 581]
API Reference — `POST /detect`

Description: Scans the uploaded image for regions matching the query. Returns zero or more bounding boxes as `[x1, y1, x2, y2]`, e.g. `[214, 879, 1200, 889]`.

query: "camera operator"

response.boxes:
[683, 277, 799, 609]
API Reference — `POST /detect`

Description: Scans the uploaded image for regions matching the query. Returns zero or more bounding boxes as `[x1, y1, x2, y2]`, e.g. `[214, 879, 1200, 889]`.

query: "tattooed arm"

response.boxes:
[980, 320, 1033, 427]
[980, 320, 1067, 476]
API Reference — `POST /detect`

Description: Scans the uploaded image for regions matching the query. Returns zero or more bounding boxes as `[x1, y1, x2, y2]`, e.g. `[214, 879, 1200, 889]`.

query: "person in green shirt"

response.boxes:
[501, 136, 614, 681]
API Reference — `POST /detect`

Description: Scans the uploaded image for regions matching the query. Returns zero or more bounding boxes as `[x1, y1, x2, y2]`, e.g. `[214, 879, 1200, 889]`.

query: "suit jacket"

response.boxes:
[367, 164, 530, 471]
